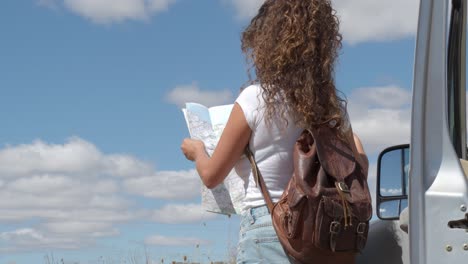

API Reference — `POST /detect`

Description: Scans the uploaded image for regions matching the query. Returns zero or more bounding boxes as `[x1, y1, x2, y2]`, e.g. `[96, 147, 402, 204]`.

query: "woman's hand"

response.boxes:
[180, 104, 251, 189]
[181, 138, 206, 161]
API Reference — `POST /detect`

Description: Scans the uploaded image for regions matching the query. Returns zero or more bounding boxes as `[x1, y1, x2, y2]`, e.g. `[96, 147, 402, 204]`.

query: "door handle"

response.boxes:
[448, 214, 468, 229]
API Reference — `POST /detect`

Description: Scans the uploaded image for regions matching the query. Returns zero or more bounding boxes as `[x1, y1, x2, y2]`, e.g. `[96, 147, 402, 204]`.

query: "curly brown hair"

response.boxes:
[241, 0, 345, 129]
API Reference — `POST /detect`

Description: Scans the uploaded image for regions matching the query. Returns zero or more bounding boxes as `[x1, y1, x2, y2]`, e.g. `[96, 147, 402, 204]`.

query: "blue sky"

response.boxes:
[0, 0, 417, 263]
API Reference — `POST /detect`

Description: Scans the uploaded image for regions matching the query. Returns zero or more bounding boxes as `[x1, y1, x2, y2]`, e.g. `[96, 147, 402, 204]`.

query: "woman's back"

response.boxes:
[234, 84, 303, 212]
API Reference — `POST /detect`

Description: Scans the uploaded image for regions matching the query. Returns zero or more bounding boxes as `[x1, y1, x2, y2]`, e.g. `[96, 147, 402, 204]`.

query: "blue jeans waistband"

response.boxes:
[248, 205, 270, 218]
[241, 205, 270, 226]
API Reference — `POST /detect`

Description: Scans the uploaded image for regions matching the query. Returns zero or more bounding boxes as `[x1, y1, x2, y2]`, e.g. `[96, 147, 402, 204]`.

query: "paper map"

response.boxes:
[183, 103, 247, 215]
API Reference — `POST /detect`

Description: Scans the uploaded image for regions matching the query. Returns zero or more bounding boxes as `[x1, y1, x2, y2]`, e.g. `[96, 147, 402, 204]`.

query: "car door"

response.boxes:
[357, 1, 468, 263]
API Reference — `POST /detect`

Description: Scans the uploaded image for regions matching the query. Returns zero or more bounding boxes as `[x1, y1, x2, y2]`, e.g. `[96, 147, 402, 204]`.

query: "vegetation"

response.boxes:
[43, 251, 236, 264]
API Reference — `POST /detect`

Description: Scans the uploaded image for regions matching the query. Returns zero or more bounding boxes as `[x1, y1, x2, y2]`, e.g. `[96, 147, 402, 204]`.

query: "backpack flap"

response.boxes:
[310, 126, 356, 182]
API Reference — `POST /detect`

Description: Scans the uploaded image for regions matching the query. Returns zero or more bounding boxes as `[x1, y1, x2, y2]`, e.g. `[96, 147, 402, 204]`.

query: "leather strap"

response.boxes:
[244, 146, 275, 213]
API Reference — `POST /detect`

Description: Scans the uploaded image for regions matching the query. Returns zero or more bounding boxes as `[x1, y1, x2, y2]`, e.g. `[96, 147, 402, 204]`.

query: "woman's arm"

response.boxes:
[353, 133, 369, 177]
[181, 103, 251, 189]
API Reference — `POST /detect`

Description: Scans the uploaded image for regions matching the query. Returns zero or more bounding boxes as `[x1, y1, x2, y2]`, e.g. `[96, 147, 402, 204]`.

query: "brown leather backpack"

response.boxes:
[245, 123, 372, 264]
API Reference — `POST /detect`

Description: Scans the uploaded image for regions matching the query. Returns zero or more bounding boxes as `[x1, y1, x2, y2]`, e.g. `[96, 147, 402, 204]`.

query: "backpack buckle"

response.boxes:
[357, 222, 366, 234]
[330, 221, 342, 234]
[356, 222, 368, 251]
[330, 221, 341, 252]
[336, 182, 350, 193]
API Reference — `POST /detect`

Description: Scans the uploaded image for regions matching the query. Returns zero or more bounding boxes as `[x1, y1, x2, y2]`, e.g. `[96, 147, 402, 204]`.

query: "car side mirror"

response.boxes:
[377, 144, 410, 220]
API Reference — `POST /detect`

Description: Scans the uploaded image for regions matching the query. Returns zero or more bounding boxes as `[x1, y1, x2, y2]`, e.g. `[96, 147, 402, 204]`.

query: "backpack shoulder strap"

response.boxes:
[244, 146, 275, 213]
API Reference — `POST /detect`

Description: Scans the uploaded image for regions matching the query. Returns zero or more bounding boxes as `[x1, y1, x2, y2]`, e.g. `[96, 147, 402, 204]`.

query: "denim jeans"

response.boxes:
[237, 205, 290, 264]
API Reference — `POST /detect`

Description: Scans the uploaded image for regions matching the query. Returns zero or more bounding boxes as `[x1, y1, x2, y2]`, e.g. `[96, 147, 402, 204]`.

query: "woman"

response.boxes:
[181, 0, 368, 263]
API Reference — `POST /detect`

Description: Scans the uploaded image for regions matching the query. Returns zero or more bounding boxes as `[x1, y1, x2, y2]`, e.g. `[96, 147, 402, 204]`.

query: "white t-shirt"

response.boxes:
[235, 84, 303, 212]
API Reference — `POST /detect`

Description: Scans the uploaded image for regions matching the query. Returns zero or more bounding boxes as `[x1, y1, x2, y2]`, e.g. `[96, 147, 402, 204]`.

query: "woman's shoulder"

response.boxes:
[241, 84, 262, 95]
[236, 84, 262, 102]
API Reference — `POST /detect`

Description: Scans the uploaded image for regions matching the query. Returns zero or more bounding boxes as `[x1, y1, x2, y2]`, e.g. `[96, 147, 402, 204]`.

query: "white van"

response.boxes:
[357, 1, 468, 263]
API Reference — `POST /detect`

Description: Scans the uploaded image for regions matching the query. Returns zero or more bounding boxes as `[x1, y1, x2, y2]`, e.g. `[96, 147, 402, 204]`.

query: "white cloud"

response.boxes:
[103, 154, 155, 178]
[0, 138, 99, 177]
[0, 226, 118, 252]
[334, 0, 419, 44]
[151, 203, 217, 224]
[229, 0, 419, 44]
[123, 170, 201, 200]
[0, 228, 87, 252]
[145, 234, 210, 246]
[41, 221, 117, 235]
[0, 137, 154, 178]
[381, 188, 403, 196]
[349, 85, 412, 109]
[166, 84, 234, 108]
[8, 175, 74, 194]
[0, 138, 202, 252]
[348, 85, 412, 155]
[38, 0, 177, 24]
